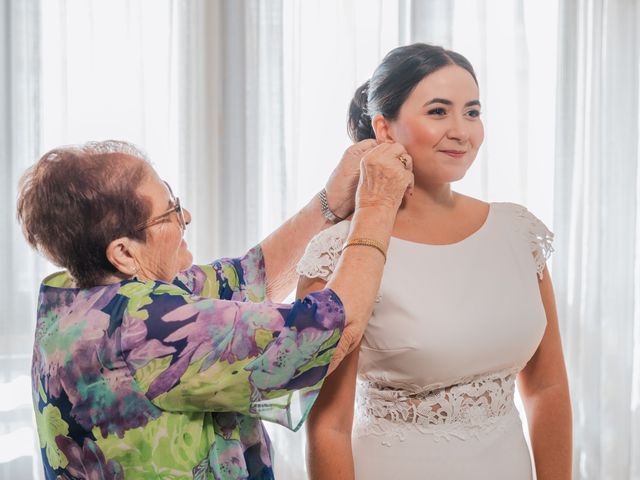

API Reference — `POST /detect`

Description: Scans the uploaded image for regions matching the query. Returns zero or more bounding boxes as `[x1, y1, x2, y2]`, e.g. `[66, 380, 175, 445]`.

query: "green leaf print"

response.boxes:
[319, 328, 341, 351]
[152, 356, 253, 413]
[295, 349, 335, 375]
[197, 264, 220, 298]
[35, 404, 69, 470]
[154, 283, 192, 296]
[221, 264, 239, 291]
[118, 282, 155, 319]
[254, 328, 275, 350]
[134, 356, 173, 393]
[42, 271, 74, 288]
[38, 376, 47, 404]
[94, 412, 212, 479]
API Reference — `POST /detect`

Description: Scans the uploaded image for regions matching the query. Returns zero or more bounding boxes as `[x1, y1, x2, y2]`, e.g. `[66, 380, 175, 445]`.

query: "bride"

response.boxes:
[296, 43, 572, 479]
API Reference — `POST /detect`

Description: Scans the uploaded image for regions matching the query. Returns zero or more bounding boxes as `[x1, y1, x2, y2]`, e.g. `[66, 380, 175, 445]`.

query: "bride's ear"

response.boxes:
[372, 114, 395, 143]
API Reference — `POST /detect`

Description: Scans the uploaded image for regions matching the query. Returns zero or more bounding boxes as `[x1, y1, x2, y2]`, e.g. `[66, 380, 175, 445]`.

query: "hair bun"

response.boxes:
[347, 80, 375, 142]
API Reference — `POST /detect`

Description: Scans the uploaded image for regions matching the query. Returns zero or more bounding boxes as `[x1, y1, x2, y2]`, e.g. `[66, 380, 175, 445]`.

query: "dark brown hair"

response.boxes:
[348, 43, 478, 142]
[16, 140, 152, 288]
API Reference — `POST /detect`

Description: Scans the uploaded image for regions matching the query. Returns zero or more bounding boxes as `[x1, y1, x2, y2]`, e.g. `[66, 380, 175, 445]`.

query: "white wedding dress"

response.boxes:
[296, 202, 553, 479]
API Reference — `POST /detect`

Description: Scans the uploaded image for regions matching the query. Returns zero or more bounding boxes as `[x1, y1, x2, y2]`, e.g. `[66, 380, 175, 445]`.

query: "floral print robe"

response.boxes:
[32, 246, 345, 479]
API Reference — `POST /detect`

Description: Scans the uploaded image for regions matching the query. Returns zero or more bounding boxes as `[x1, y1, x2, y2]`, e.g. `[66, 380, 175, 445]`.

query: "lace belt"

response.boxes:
[353, 369, 521, 444]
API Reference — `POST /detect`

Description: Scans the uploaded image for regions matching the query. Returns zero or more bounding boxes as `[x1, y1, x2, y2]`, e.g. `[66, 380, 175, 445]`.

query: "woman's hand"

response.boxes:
[356, 142, 414, 213]
[324, 139, 378, 219]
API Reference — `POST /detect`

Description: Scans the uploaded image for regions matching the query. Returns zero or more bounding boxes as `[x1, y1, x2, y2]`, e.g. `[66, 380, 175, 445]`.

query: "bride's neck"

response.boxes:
[400, 183, 457, 215]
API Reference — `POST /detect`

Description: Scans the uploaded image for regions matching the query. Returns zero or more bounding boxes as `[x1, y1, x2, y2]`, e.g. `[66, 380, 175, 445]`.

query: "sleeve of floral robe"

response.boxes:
[120, 245, 345, 431]
[175, 245, 266, 303]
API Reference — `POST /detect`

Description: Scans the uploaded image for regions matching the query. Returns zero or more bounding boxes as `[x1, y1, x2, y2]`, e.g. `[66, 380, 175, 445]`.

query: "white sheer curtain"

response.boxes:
[280, 0, 402, 217]
[554, 0, 640, 478]
[0, 1, 48, 478]
[175, 0, 225, 261]
[176, 0, 288, 260]
[40, 0, 179, 179]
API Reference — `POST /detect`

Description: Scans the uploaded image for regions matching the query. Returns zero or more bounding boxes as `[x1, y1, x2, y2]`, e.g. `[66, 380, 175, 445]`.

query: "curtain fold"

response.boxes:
[176, 0, 224, 261]
[554, 1, 640, 478]
[178, 0, 286, 260]
[0, 1, 44, 478]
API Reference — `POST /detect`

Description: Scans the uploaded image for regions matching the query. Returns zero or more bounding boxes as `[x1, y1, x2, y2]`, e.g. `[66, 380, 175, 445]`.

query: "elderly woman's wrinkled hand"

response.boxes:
[324, 139, 378, 219]
[355, 142, 414, 213]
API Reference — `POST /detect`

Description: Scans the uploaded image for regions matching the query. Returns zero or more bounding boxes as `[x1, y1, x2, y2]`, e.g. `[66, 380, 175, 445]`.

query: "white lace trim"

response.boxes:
[296, 221, 351, 280]
[515, 206, 554, 280]
[353, 368, 521, 445]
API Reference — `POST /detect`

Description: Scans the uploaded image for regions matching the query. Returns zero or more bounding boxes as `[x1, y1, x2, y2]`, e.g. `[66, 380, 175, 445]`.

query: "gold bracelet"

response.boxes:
[342, 238, 387, 263]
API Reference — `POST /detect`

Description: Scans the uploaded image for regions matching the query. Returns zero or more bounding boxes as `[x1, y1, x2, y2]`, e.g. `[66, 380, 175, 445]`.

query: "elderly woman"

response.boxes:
[17, 140, 413, 480]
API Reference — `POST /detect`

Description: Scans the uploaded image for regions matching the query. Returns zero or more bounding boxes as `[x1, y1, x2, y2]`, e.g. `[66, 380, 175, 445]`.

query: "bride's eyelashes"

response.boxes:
[425, 107, 482, 118]
[427, 107, 447, 116]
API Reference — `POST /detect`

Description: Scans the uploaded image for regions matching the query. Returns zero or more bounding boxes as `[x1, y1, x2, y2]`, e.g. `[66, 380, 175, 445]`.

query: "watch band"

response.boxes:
[318, 188, 344, 223]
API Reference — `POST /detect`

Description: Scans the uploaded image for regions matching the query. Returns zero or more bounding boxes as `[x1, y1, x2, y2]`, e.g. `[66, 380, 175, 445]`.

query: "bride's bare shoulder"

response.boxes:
[454, 192, 490, 215]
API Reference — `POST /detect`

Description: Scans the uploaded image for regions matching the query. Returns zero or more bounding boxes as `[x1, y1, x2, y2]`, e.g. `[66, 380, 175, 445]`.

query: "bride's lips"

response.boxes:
[439, 150, 467, 159]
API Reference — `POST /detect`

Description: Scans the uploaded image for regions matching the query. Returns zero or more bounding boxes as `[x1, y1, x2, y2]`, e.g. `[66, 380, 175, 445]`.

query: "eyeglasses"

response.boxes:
[134, 182, 186, 232]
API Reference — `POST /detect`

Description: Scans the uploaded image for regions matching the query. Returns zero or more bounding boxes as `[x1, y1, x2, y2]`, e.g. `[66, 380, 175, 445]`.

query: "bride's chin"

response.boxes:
[443, 165, 472, 183]
[414, 164, 473, 185]
[450, 172, 468, 182]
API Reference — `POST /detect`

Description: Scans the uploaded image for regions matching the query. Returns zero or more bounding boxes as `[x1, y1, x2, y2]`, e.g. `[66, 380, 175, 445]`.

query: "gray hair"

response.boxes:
[45, 139, 149, 162]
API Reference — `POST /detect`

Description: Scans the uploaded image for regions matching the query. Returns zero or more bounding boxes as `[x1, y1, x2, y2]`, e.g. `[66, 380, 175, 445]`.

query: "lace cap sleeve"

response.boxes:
[517, 206, 554, 280]
[296, 220, 351, 280]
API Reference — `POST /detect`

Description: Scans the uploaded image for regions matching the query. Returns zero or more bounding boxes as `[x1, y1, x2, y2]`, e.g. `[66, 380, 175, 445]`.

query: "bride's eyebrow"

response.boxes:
[423, 98, 481, 107]
[424, 98, 452, 107]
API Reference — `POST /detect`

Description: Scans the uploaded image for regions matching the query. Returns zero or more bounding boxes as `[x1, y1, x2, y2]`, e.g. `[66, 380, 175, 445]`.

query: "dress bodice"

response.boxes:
[358, 202, 548, 389]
